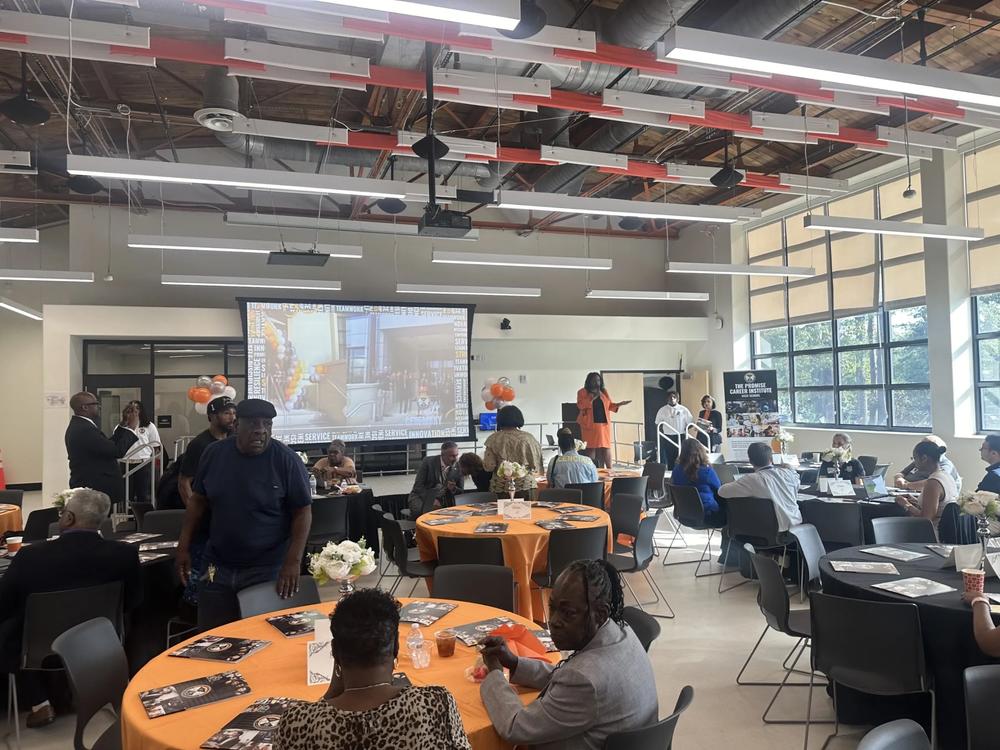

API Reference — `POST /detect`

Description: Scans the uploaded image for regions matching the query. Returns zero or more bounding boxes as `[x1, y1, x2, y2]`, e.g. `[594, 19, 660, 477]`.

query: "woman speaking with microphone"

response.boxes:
[576, 372, 631, 469]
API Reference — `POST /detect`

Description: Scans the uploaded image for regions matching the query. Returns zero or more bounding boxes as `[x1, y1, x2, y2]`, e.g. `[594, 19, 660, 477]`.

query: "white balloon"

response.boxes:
[196, 375, 212, 388]
[493, 399, 506, 410]
[223, 386, 237, 399]
[498, 376, 510, 385]
[210, 380, 226, 394]
[481, 386, 492, 402]
[194, 401, 208, 415]
[485, 377, 498, 385]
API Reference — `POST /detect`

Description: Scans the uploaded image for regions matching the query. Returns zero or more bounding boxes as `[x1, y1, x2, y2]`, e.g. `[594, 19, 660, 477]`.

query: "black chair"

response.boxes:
[381, 514, 436, 597]
[641, 462, 667, 507]
[799, 501, 863, 552]
[7, 583, 123, 745]
[621, 606, 660, 652]
[857, 719, 930, 750]
[858, 455, 879, 477]
[874, 464, 891, 479]
[0, 489, 24, 508]
[236, 575, 321, 618]
[603, 685, 693, 750]
[22, 506, 60, 542]
[964, 664, 1000, 750]
[99, 518, 116, 537]
[609, 493, 643, 554]
[662, 484, 722, 577]
[140, 509, 185, 539]
[939, 503, 977, 545]
[306, 496, 349, 553]
[871, 517, 936, 544]
[51, 617, 127, 750]
[531, 526, 608, 622]
[715, 462, 738, 485]
[719, 497, 789, 593]
[799, 468, 819, 486]
[372, 507, 420, 587]
[454, 491, 496, 505]
[436, 536, 504, 566]
[610, 476, 647, 504]
[609, 515, 674, 619]
[566, 482, 604, 509]
[805, 593, 934, 749]
[130, 501, 154, 532]
[537, 488, 582, 505]
[789, 523, 825, 599]
[432, 564, 515, 611]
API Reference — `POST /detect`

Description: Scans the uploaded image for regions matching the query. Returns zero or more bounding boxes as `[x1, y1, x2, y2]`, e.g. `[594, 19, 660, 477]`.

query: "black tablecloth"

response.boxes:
[821, 544, 1000, 749]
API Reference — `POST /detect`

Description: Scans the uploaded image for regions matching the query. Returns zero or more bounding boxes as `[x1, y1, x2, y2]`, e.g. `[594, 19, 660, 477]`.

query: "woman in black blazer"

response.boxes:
[695, 395, 723, 451]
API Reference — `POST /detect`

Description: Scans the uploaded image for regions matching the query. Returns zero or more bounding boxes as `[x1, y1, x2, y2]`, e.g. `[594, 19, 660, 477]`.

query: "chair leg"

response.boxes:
[408, 577, 420, 597]
[762, 641, 834, 726]
[7, 672, 20, 749]
[818, 682, 841, 750]
[388, 576, 402, 596]
[736, 626, 772, 686]
[660, 524, 683, 565]
[641, 569, 675, 619]
[718, 537, 749, 593]
[802, 670, 815, 750]
[930, 688, 936, 750]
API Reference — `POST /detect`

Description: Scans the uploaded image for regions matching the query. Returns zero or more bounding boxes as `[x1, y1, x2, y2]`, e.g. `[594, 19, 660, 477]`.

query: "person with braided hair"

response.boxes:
[479, 559, 658, 749]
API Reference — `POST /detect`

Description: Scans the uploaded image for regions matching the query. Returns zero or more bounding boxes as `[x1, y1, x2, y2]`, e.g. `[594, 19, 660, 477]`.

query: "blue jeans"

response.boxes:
[198, 558, 282, 629]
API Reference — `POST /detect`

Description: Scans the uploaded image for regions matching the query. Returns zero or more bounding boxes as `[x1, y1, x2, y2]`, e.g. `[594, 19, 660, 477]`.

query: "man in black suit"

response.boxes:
[0, 489, 142, 728]
[64, 391, 137, 504]
[407, 441, 464, 518]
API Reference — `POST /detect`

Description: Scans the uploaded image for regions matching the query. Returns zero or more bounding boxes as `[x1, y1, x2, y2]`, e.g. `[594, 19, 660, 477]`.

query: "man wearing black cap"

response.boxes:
[177, 398, 312, 626]
[178, 396, 237, 507]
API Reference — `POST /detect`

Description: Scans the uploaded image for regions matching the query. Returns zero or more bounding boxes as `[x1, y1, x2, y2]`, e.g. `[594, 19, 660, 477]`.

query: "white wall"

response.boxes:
[0, 314, 43, 485]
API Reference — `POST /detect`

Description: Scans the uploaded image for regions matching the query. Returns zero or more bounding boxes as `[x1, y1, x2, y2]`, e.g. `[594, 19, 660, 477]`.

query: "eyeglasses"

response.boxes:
[81, 401, 99, 408]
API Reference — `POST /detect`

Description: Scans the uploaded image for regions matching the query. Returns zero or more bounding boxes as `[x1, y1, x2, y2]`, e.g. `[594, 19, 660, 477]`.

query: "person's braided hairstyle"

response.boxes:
[567, 559, 626, 626]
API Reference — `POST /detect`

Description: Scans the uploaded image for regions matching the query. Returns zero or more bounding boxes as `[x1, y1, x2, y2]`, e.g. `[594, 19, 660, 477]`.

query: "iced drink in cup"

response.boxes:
[963, 568, 986, 594]
[5, 536, 22, 555]
[435, 630, 457, 658]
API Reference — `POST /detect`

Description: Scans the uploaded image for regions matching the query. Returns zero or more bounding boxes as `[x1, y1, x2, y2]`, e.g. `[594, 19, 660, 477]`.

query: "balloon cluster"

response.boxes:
[263, 318, 322, 411]
[479, 376, 516, 411]
[187, 375, 237, 415]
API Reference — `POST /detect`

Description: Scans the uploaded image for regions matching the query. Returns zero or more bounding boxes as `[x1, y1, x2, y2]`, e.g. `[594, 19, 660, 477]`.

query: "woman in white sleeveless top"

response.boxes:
[895, 441, 959, 533]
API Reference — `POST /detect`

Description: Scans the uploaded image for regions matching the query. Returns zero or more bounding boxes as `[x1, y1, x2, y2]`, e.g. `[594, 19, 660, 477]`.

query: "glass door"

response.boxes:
[82, 377, 155, 437]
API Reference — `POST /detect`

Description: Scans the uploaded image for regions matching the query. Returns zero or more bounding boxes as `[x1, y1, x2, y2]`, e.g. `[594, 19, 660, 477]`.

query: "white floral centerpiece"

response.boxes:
[821, 446, 852, 463]
[52, 487, 82, 510]
[959, 490, 1000, 545]
[777, 430, 794, 455]
[496, 460, 528, 499]
[308, 538, 376, 599]
[575, 439, 587, 452]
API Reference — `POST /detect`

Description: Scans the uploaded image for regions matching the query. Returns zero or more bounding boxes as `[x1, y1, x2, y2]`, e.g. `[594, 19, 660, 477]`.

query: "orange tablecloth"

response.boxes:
[121, 598, 558, 750]
[535, 468, 641, 510]
[417, 504, 613, 622]
[0, 504, 22, 536]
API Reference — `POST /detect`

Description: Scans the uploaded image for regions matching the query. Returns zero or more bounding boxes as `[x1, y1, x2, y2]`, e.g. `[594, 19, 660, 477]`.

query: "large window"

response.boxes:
[748, 176, 929, 430]
[965, 142, 1000, 432]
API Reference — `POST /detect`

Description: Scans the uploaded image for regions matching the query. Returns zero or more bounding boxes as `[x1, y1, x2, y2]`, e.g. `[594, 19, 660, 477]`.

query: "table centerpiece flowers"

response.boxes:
[820, 445, 851, 477]
[495, 460, 529, 499]
[777, 430, 794, 456]
[308, 538, 376, 599]
[958, 490, 1000, 560]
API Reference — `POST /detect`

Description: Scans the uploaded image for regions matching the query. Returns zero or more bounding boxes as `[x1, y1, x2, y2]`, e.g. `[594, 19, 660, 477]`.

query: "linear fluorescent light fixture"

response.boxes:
[128, 234, 363, 257]
[325, 0, 520, 29]
[495, 191, 760, 223]
[803, 214, 984, 242]
[0, 268, 94, 282]
[0, 296, 42, 320]
[0, 228, 40, 243]
[666, 261, 815, 278]
[432, 250, 611, 270]
[161, 274, 342, 291]
[224, 212, 479, 240]
[66, 156, 406, 200]
[586, 289, 709, 301]
[396, 283, 541, 297]
[660, 25, 1000, 109]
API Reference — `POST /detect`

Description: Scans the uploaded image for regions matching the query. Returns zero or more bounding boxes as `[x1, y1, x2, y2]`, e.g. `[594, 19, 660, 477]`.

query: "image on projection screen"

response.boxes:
[244, 300, 472, 445]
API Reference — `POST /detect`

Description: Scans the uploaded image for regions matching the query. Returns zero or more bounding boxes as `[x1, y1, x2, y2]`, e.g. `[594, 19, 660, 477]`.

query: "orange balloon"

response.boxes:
[485, 400, 497, 411]
[187, 386, 200, 402]
[212, 375, 228, 385]
[490, 383, 504, 397]
[501, 386, 515, 401]
[192, 387, 213, 404]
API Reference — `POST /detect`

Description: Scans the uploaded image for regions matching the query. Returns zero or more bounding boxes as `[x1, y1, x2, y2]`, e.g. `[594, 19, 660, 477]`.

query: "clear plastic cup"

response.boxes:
[435, 630, 457, 658]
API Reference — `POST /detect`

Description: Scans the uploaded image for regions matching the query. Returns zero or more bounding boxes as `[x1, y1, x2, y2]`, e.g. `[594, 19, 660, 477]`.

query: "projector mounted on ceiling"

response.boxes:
[419, 204, 472, 238]
[267, 250, 330, 267]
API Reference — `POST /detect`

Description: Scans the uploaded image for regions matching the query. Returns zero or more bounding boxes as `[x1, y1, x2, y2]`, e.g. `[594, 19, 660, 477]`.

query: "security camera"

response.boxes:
[500, 318, 512, 331]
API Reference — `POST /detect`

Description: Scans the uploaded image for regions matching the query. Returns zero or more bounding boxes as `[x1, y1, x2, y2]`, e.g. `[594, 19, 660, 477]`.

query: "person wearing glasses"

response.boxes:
[65, 391, 139, 505]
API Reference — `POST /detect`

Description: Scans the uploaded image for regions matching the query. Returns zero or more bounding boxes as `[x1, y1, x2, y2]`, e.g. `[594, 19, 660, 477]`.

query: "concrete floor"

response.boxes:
[7, 477, 864, 750]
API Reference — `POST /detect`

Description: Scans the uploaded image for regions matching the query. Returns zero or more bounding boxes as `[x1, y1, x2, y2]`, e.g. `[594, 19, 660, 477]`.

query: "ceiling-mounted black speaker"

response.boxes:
[411, 134, 449, 160]
[67, 175, 103, 194]
[710, 165, 743, 189]
[618, 217, 643, 231]
[500, 0, 547, 39]
[376, 197, 407, 214]
[0, 55, 49, 127]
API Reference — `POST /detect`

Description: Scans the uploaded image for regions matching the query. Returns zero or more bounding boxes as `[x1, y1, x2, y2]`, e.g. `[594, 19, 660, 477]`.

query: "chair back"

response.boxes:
[964, 664, 1000, 750]
[454, 491, 496, 505]
[799, 468, 819, 485]
[874, 464, 891, 479]
[810, 592, 927, 695]
[630, 515, 660, 570]
[537, 488, 583, 505]
[51, 617, 128, 750]
[857, 455, 878, 476]
[610, 476, 647, 503]
[99, 517, 116, 537]
[789, 523, 825, 586]
[714, 462, 737, 484]
[856, 719, 931, 750]
[237, 576, 321, 618]
[432, 564, 515, 611]
[669, 484, 707, 528]
[939, 503, 977, 545]
[610, 493, 643, 540]
[871, 517, 936, 545]
[747, 547, 791, 634]
[547, 526, 608, 583]
[23, 506, 60, 542]
[308, 496, 349, 544]
[621, 606, 660, 652]
[566, 482, 605, 509]
[726, 496, 782, 548]
[381, 514, 414, 576]
[603, 685, 694, 750]
[22, 582, 123, 670]
[131, 501, 154, 531]
[641, 462, 667, 500]
[799, 500, 863, 550]
[436, 536, 504, 566]
[141, 509, 186, 539]
[0, 489, 24, 507]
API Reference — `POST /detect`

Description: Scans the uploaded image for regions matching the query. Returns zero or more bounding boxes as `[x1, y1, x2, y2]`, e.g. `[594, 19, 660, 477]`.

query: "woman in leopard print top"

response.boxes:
[274, 589, 471, 750]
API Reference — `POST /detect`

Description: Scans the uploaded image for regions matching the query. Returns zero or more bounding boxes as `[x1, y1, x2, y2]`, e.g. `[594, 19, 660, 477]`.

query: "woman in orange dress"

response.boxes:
[576, 372, 631, 469]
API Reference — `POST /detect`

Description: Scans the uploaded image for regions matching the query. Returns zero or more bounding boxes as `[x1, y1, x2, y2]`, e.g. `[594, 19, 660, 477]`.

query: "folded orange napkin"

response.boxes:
[488, 623, 548, 660]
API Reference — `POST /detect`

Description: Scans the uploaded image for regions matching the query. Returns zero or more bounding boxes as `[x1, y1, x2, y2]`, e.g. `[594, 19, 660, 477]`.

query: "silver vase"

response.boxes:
[336, 576, 358, 600]
[977, 515, 991, 570]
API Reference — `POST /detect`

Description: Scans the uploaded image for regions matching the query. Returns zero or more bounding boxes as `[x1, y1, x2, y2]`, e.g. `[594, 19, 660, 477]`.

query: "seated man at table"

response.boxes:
[407, 441, 463, 518]
[718, 442, 802, 532]
[818, 433, 866, 486]
[311, 440, 357, 486]
[977, 434, 1000, 494]
[547, 430, 599, 489]
[0, 488, 142, 728]
[479, 559, 657, 749]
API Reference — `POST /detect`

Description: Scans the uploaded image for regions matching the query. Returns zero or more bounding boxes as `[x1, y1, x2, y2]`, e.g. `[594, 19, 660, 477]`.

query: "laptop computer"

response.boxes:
[856, 475, 891, 501]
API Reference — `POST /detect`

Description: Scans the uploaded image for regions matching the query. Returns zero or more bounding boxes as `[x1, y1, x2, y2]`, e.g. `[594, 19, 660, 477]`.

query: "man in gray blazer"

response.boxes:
[480, 559, 658, 749]
[407, 441, 464, 518]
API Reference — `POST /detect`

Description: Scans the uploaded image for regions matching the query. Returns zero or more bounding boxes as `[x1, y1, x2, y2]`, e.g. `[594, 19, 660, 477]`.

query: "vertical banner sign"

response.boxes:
[723, 370, 780, 462]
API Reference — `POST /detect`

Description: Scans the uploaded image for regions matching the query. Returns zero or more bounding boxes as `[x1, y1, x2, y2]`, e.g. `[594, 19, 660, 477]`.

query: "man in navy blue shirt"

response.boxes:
[978, 435, 1000, 494]
[176, 398, 312, 626]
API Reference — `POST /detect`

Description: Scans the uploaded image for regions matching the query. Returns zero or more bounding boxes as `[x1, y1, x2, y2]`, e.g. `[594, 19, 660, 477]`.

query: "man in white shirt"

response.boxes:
[718, 442, 802, 532]
[654, 391, 693, 469]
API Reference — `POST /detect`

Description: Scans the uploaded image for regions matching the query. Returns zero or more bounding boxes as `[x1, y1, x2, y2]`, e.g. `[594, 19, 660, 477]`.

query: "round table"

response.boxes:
[416, 504, 613, 622]
[535, 468, 641, 510]
[0, 504, 22, 536]
[121, 597, 558, 750]
[821, 544, 1000, 749]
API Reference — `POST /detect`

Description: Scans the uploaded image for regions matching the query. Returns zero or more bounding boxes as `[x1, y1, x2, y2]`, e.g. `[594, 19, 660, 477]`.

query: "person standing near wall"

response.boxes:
[576, 372, 631, 470]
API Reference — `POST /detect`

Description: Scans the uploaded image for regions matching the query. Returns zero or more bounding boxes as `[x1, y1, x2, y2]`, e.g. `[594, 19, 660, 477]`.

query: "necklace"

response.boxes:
[341, 682, 392, 693]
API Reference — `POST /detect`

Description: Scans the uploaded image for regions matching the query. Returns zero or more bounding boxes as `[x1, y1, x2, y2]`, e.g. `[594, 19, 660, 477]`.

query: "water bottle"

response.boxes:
[406, 623, 430, 669]
[309, 474, 318, 496]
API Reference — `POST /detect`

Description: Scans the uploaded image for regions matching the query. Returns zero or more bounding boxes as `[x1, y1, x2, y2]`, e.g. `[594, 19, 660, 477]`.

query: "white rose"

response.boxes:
[354, 554, 376, 576]
[964, 500, 986, 516]
[322, 559, 351, 579]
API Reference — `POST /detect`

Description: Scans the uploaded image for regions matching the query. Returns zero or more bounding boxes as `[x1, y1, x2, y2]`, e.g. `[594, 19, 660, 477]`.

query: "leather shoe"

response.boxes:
[26, 704, 55, 728]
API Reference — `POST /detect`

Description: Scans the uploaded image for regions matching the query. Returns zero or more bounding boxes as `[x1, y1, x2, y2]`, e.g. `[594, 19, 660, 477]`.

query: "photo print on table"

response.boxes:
[474, 523, 508, 534]
[536, 520, 574, 531]
[201, 697, 298, 750]
[170, 635, 270, 663]
[445, 617, 516, 646]
[423, 517, 468, 527]
[139, 671, 251, 719]
[871, 577, 956, 599]
[829, 561, 900, 575]
[860, 546, 929, 562]
[266, 610, 324, 638]
[399, 600, 458, 626]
